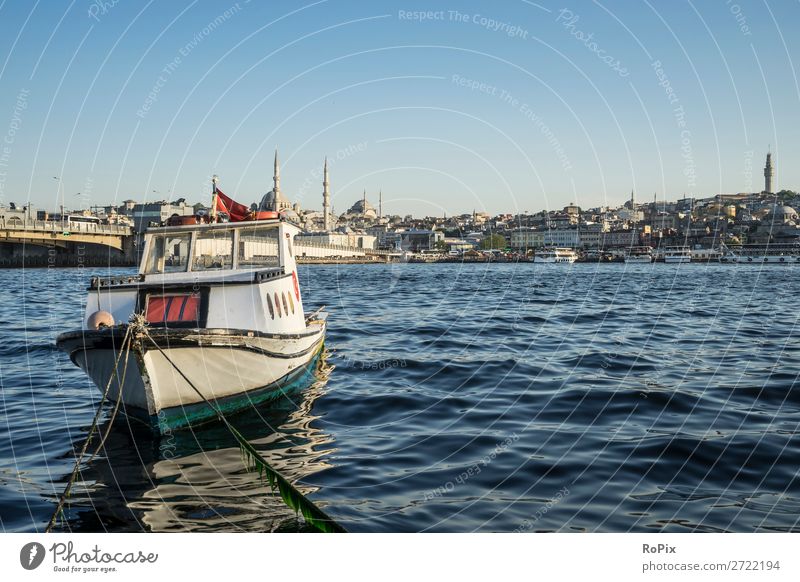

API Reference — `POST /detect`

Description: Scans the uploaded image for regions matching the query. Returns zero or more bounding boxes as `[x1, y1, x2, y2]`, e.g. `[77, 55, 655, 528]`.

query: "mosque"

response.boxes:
[343, 190, 380, 221]
[258, 151, 381, 232]
[259, 150, 295, 215]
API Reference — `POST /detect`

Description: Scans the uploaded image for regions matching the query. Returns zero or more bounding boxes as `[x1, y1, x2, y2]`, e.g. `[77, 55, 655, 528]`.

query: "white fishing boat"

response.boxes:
[663, 246, 692, 264]
[624, 246, 653, 263]
[719, 242, 800, 264]
[534, 247, 578, 263]
[57, 178, 326, 432]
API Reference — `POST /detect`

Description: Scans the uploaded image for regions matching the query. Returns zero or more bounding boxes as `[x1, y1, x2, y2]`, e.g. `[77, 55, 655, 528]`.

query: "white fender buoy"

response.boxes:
[87, 310, 114, 330]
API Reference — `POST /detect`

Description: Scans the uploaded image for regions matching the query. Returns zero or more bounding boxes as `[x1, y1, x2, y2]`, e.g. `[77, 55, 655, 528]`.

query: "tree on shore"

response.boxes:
[480, 234, 507, 250]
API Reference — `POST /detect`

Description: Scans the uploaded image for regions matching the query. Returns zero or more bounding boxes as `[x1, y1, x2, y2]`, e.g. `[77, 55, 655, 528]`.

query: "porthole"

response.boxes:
[281, 292, 289, 316]
[287, 291, 295, 314]
[274, 292, 282, 317]
[266, 293, 275, 319]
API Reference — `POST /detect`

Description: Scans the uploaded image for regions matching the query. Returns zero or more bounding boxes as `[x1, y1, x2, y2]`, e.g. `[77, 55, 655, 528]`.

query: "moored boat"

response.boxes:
[534, 247, 578, 263]
[624, 246, 653, 263]
[57, 179, 326, 432]
[719, 242, 800, 264]
[663, 246, 692, 264]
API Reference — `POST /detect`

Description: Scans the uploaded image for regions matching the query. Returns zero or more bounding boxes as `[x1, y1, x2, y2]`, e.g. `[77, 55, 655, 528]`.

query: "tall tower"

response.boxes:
[264, 148, 290, 212]
[379, 190, 382, 219]
[322, 157, 330, 231]
[764, 150, 774, 194]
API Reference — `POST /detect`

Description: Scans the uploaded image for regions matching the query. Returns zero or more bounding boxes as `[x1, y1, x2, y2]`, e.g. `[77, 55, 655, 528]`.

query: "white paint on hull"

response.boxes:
[73, 323, 324, 416]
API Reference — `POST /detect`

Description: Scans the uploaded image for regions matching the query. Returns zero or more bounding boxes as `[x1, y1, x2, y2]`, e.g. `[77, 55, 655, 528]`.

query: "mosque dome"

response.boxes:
[347, 193, 377, 219]
[760, 203, 798, 224]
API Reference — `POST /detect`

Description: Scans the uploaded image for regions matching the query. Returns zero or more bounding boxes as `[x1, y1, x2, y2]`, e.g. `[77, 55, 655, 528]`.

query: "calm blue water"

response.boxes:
[1, 262, 799, 532]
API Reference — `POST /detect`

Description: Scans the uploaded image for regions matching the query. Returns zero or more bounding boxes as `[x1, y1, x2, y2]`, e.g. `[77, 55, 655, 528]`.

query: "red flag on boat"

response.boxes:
[215, 188, 250, 222]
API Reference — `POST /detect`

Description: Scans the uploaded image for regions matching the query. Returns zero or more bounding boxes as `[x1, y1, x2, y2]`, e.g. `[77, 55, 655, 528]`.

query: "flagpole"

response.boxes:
[210, 174, 219, 222]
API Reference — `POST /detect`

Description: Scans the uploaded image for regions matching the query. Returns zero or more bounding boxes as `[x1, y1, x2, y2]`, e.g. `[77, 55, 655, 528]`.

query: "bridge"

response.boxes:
[0, 218, 132, 250]
[0, 218, 135, 267]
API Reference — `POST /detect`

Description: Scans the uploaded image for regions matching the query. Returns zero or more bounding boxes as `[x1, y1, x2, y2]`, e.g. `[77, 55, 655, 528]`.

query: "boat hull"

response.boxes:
[721, 255, 800, 264]
[57, 323, 325, 431]
[533, 256, 577, 263]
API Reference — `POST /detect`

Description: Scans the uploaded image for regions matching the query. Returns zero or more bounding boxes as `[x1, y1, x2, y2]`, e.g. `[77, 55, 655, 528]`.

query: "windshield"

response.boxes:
[194, 229, 234, 271]
[143, 224, 282, 274]
[238, 225, 279, 268]
[144, 233, 191, 274]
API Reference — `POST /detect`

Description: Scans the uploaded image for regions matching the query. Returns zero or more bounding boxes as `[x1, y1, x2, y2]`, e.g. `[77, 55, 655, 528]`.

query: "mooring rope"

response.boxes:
[46, 324, 134, 532]
[85, 336, 132, 465]
[130, 315, 346, 533]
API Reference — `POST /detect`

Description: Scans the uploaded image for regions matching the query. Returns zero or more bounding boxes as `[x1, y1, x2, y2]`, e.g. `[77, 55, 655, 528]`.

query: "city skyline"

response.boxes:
[1, 1, 799, 216]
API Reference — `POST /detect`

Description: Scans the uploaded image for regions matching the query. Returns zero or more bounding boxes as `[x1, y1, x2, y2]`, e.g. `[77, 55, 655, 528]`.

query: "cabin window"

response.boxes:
[287, 291, 295, 314]
[145, 293, 200, 324]
[274, 292, 282, 317]
[238, 226, 279, 268]
[266, 293, 275, 319]
[194, 229, 234, 271]
[144, 234, 191, 274]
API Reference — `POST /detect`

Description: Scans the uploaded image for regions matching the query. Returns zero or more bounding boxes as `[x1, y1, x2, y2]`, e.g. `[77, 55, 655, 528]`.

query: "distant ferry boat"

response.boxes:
[720, 243, 800, 264]
[663, 246, 692, 264]
[534, 248, 578, 263]
[624, 246, 653, 263]
[690, 248, 722, 262]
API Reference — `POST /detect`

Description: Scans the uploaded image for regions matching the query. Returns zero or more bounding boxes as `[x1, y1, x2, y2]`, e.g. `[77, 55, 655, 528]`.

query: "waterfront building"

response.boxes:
[123, 200, 195, 233]
[578, 223, 606, 249]
[510, 228, 545, 250]
[602, 229, 639, 248]
[296, 230, 377, 249]
[366, 223, 394, 249]
[543, 228, 580, 248]
[0, 203, 34, 224]
[397, 229, 444, 252]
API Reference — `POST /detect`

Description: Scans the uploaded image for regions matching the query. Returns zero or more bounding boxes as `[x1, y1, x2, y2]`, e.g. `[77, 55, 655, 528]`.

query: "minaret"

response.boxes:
[764, 150, 774, 194]
[630, 189, 635, 209]
[322, 157, 330, 231]
[273, 149, 281, 199]
[379, 190, 382, 219]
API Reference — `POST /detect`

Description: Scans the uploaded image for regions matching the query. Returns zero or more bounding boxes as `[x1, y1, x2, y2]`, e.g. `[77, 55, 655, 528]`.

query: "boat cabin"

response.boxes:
[87, 219, 307, 335]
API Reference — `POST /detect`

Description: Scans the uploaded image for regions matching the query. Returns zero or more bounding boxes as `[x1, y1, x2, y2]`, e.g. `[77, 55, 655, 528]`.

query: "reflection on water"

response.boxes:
[52, 360, 335, 532]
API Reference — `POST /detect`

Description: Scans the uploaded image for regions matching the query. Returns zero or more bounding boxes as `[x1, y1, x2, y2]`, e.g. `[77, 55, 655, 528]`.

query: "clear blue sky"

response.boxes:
[1, 0, 798, 217]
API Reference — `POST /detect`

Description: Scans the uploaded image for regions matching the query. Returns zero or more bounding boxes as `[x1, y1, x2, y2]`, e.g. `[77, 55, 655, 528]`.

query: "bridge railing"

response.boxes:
[0, 218, 132, 235]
